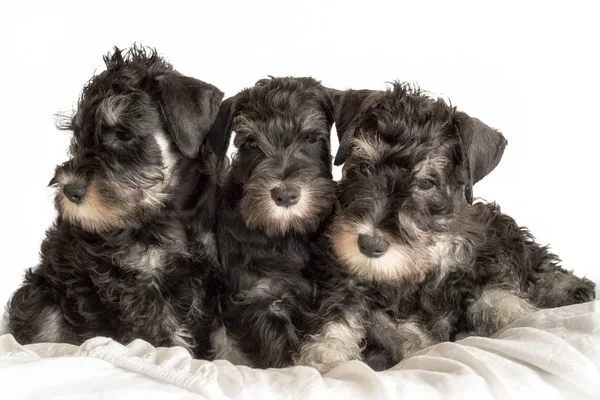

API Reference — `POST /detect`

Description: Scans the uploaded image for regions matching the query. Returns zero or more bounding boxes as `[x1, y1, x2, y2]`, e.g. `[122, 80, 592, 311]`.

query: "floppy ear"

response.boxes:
[328, 89, 377, 165]
[455, 111, 507, 203]
[155, 74, 224, 158]
[204, 95, 237, 165]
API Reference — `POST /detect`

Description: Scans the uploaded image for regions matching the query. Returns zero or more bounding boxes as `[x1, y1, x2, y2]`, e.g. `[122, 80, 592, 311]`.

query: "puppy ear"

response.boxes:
[155, 74, 224, 158]
[204, 95, 237, 164]
[455, 111, 507, 203]
[328, 89, 377, 165]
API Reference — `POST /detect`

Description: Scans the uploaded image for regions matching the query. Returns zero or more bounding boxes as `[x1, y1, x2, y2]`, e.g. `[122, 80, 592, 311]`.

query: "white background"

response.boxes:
[1, 0, 599, 310]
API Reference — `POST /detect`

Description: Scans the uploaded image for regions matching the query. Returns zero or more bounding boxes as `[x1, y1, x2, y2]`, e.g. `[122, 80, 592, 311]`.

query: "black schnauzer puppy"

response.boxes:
[298, 83, 596, 372]
[6, 46, 226, 357]
[210, 77, 336, 368]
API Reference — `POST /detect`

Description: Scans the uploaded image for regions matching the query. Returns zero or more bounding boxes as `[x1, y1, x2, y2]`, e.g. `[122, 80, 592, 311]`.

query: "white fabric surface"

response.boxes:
[1, 301, 599, 400]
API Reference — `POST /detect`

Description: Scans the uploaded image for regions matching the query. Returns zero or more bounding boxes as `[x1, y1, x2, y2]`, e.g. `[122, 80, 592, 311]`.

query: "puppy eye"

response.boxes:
[358, 161, 372, 175]
[305, 133, 319, 144]
[114, 127, 133, 142]
[417, 179, 436, 191]
[245, 138, 259, 149]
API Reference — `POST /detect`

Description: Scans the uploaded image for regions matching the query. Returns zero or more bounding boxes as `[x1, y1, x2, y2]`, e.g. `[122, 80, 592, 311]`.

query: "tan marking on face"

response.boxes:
[53, 160, 170, 233]
[59, 182, 132, 233]
[332, 227, 421, 282]
[330, 218, 462, 283]
[268, 188, 311, 219]
[241, 179, 333, 237]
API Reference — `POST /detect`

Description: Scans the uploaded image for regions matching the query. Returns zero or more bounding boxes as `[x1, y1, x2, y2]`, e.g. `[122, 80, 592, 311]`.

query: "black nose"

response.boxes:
[270, 184, 301, 207]
[63, 183, 86, 204]
[358, 234, 390, 258]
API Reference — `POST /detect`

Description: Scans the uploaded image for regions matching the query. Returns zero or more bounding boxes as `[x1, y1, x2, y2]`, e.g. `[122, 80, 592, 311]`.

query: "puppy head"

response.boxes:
[51, 45, 223, 233]
[329, 83, 506, 282]
[215, 77, 336, 237]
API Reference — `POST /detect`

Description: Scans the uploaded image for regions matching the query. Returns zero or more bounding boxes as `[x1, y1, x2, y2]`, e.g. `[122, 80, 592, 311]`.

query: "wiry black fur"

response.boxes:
[298, 83, 596, 372]
[211, 77, 336, 368]
[6, 45, 226, 358]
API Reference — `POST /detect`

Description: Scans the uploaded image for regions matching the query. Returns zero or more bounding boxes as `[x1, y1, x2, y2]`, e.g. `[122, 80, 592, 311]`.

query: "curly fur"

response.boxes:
[6, 45, 225, 358]
[210, 77, 336, 368]
[298, 83, 596, 373]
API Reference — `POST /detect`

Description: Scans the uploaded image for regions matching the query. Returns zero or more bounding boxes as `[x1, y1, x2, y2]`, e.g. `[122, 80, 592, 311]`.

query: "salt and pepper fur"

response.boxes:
[297, 83, 595, 372]
[6, 64, 595, 371]
[6, 46, 225, 358]
[210, 77, 336, 368]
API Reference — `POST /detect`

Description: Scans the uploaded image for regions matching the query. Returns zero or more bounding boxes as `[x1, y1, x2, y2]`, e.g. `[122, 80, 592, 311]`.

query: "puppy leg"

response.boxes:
[296, 284, 369, 373]
[119, 287, 195, 352]
[164, 309, 195, 351]
[220, 277, 312, 368]
[369, 311, 437, 363]
[224, 300, 302, 368]
[520, 234, 596, 307]
[209, 323, 252, 365]
[467, 287, 537, 337]
[529, 269, 596, 308]
[7, 281, 73, 344]
[296, 311, 366, 373]
[428, 314, 461, 341]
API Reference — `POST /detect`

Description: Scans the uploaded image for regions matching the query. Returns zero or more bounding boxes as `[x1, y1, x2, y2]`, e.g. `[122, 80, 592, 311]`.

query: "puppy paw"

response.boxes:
[454, 330, 479, 341]
[531, 271, 597, 308]
[568, 277, 596, 304]
[296, 338, 359, 373]
[398, 320, 437, 357]
[469, 288, 538, 336]
[295, 321, 364, 373]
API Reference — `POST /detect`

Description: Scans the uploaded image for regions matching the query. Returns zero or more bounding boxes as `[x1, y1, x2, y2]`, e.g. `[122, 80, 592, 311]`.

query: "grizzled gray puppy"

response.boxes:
[210, 77, 337, 368]
[6, 46, 225, 358]
[298, 83, 596, 372]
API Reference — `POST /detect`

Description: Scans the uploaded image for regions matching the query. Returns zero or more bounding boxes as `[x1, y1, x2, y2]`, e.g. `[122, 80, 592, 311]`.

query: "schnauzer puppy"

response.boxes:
[6, 46, 226, 357]
[298, 83, 596, 372]
[210, 77, 336, 368]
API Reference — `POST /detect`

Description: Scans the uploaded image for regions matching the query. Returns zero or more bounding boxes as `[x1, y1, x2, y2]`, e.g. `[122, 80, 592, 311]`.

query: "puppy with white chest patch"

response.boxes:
[210, 77, 337, 368]
[297, 83, 596, 373]
[6, 46, 226, 357]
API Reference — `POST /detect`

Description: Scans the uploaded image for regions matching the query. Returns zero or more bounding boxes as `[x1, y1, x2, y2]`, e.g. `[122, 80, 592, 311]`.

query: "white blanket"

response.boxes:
[1, 301, 599, 400]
